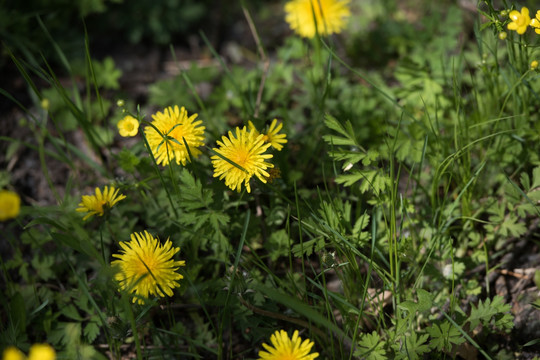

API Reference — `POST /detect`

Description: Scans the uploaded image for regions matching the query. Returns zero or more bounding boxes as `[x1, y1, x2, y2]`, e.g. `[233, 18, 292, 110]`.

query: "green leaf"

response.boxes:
[393, 332, 430, 360]
[467, 296, 513, 332]
[84, 322, 100, 343]
[355, 331, 387, 360]
[426, 320, 465, 351]
[291, 238, 325, 257]
[531, 166, 540, 189]
[324, 114, 360, 148]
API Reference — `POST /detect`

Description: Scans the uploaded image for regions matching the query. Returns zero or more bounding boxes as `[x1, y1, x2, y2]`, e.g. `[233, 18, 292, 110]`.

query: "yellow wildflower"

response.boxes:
[284, 0, 350, 38]
[76, 186, 126, 221]
[118, 115, 139, 137]
[531, 60, 539, 70]
[27, 344, 56, 360]
[211, 126, 273, 193]
[507, 7, 531, 35]
[2, 346, 24, 360]
[144, 106, 205, 166]
[258, 330, 319, 360]
[0, 190, 21, 221]
[111, 230, 185, 304]
[248, 119, 288, 151]
[531, 10, 540, 34]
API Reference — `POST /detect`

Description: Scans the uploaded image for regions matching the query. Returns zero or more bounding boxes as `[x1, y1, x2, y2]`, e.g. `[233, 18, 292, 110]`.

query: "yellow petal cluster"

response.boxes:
[507, 7, 531, 34]
[118, 115, 139, 137]
[0, 190, 21, 221]
[76, 186, 126, 221]
[111, 230, 185, 304]
[285, 0, 350, 38]
[249, 119, 288, 151]
[144, 106, 205, 166]
[2, 344, 56, 360]
[258, 330, 319, 360]
[531, 10, 540, 34]
[211, 126, 273, 193]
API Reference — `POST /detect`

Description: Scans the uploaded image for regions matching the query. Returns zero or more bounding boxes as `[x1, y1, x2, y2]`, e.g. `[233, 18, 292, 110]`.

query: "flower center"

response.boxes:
[96, 200, 107, 214]
[169, 126, 185, 148]
[232, 148, 250, 167]
[136, 253, 157, 278]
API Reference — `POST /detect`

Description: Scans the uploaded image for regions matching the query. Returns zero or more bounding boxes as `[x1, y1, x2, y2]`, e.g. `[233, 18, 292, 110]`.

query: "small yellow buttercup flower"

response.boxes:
[285, 0, 350, 38]
[76, 186, 126, 221]
[144, 106, 205, 166]
[2, 346, 24, 360]
[211, 126, 273, 193]
[531, 60, 539, 70]
[111, 230, 185, 304]
[258, 330, 319, 360]
[118, 115, 139, 137]
[2, 344, 56, 360]
[27, 344, 56, 360]
[0, 190, 21, 221]
[531, 10, 540, 34]
[248, 119, 288, 151]
[40, 98, 50, 111]
[507, 7, 531, 35]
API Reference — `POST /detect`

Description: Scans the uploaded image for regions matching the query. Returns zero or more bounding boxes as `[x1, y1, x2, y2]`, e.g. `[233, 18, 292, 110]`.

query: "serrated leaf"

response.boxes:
[291, 238, 325, 257]
[532, 166, 540, 189]
[355, 331, 387, 360]
[393, 332, 430, 360]
[324, 114, 359, 147]
[84, 322, 100, 343]
[178, 168, 213, 210]
[352, 213, 370, 236]
[426, 320, 465, 351]
[468, 295, 513, 331]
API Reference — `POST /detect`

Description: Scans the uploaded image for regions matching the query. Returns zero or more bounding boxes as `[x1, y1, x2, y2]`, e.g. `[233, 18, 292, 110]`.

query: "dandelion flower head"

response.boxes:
[76, 186, 126, 221]
[118, 115, 139, 137]
[285, 0, 350, 38]
[0, 190, 21, 221]
[258, 330, 319, 360]
[144, 106, 205, 166]
[507, 7, 531, 35]
[111, 230, 185, 304]
[530, 10, 540, 34]
[248, 119, 288, 151]
[211, 126, 273, 193]
[28, 344, 56, 360]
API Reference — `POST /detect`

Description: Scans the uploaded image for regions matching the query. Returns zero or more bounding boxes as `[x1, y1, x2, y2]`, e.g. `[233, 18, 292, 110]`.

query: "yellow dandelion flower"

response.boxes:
[118, 115, 139, 137]
[2, 346, 24, 360]
[531, 10, 540, 34]
[144, 106, 205, 166]
[76, 186, 126, 221]
[0, 190, 21, 221]
[28, 344, 56, 360]
[248, 119, 288, 151]
[258, 330, 319, 360]
[111, 230, 185, 304]
[531, 60, 539, 70]
[507, 7, 531, 35]
[285, 0, 350, 38]
[211, 126, 273, 193]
